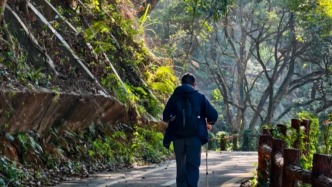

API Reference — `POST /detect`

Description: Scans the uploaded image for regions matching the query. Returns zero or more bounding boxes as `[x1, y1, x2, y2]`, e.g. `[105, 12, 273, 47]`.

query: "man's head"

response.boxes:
[181, 73, 196, 87]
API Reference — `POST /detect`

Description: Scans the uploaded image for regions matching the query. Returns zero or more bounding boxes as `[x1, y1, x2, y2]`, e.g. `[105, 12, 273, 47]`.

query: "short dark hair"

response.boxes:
[181, 73, 195, 85]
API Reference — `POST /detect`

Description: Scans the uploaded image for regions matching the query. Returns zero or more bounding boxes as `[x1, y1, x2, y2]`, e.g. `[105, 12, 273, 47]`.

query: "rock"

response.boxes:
[0, 88, 126, 136]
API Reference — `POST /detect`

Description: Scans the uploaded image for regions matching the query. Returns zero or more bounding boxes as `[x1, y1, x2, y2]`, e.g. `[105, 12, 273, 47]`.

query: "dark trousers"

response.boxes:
[173, 136, 202, 187]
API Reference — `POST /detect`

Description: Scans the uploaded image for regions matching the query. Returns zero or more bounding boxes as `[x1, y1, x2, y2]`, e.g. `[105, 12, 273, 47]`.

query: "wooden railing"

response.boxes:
[258, 119, 332, 187]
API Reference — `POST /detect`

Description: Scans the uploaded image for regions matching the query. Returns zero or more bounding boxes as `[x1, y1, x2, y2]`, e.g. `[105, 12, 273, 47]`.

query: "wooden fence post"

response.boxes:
[277, 124, 287, 136]
[262, 128, 271, 135]
[311, 154, 332, 187]
[258, 135, 272, 185]
[270, 139, 284, 187]
[300, 120, 310, 155]
[220, 137, 226, 151]
[291, 119, 301, 149]
[282, 148, 300, 187]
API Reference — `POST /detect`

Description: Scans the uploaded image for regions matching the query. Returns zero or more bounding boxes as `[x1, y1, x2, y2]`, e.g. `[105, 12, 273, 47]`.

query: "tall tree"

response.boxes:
[147, 0, 332, 149]
[199, 0, 332, 136]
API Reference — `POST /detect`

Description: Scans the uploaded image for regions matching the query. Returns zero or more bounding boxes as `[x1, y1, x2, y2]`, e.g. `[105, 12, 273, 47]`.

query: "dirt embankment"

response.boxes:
[0, 0, 168, 186]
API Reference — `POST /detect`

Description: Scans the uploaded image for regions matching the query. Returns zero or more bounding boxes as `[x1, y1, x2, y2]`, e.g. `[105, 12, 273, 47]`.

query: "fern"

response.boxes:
[146, 66, 177, 95]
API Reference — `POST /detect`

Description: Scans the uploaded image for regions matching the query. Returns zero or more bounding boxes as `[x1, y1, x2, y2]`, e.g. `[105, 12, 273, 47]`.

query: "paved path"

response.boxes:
[56, 151, 257, 187]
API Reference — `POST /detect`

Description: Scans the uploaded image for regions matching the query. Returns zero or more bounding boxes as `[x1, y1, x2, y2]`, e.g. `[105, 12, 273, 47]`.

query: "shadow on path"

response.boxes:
[56, 151, 258, 187]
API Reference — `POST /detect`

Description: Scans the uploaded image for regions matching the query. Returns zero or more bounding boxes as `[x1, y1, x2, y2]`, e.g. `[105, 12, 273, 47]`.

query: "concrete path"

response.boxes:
[56, 151, 258, 187]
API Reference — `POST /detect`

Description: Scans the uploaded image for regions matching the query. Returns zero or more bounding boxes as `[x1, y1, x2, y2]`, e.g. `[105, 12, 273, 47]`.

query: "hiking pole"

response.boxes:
[205, 122, 212, 187]
[206, 141, 208, 175]
[206, 123, 211, 175]
[206, 136, 209, 187]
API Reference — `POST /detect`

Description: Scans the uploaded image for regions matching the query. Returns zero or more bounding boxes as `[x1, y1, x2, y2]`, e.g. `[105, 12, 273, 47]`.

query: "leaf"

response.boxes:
[29, 136, 43, 154]
[17, 134, 27, 145]
[133, 87, 148, 96]
[93, 41, 116, 53]
[5, 133, 14, 142]
[84, 22, 110, 41]
[318, 0, 332, 17]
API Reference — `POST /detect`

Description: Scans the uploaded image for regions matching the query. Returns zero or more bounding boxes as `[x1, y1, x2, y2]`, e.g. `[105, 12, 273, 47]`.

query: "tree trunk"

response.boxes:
[0, 0, 7, 24]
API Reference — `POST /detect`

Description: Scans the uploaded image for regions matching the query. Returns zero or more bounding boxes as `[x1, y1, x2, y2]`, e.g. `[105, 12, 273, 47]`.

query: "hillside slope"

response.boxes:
[0, 0, 175, 186]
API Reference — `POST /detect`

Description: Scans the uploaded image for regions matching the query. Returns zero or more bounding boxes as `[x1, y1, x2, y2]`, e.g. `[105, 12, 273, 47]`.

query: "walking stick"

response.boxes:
[205, 123, 212, 187]
[206, 123, 211, 175]
[206, 141, 208, 175]
[205, 135, 209, 187]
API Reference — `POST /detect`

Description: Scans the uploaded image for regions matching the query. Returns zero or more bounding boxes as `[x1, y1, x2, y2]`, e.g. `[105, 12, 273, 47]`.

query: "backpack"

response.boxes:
[169, 94, 201, 137]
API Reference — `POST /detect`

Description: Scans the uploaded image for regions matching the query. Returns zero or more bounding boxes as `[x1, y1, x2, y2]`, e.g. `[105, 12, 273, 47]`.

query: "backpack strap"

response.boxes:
[187, 93, 202, 120]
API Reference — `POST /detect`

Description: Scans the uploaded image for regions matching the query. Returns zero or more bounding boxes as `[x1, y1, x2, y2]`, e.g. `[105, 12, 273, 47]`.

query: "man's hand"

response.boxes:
[163, 142, 170, 149]
[206, 123, 212, 130]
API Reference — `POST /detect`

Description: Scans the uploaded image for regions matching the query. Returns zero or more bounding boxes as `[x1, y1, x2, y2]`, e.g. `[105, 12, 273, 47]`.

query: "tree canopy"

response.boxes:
[146, 0, 332, 148]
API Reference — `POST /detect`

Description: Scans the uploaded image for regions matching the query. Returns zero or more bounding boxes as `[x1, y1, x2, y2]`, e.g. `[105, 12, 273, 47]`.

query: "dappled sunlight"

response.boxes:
[0, 0, 331, 186]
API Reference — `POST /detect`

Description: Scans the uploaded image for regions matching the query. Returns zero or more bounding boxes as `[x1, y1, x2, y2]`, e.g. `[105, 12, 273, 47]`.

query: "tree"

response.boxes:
[146, 0, 229, 64]
[147, 0, 332, 149]
[200, 0, 331, 142]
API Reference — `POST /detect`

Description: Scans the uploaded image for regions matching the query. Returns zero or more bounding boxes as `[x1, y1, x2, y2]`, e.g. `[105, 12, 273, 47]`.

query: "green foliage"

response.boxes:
[84, 21, 117, 53]
[0, 157, 25, 186]
[146, 66, 178, 97]
[131, 126, 172, 163]
[318, 0, 332, 17]
[212, 89, 223, 101]
[1, 49, 49, 86]
[269, 112, 321, 170]
[250, 163, 259, 186]
[297, 111, 319, 169]
[283, 0, 332, 37]
[16, 133, 43, 155]
[113, 83, 163, 118]
[146, 0, 230, 60]
[101, 72, 120, 90]
[112, 84, 131, 104]
[90, 130, 132, 164]
[79, 0, 167, 119]
[0, 0, 178, 185]
[90, 138, 114, 161]
[213, 131, 233, 151]
[110, 131, 133, 163]
[148, 0, 331, 139]
[138, 4, 151, 34]
[0, 125, 171, 185]
[145, 95, 164, 117]
[184, 0, 229, 20]
[321, 113, 332, 154]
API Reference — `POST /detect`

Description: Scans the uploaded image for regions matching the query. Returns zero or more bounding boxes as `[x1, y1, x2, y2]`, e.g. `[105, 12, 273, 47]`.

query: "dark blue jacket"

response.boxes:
[163, 84, 218, 148]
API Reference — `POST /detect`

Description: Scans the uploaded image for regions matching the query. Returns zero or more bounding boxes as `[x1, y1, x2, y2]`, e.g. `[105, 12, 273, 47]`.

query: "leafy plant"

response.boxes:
[16, 132, 43, 156]
[321, 113, 332, 154]
[250, 162, 259, 186]
[215, 131, 233, 151]
[145, 65, 178, 99]
[0, 156, 25, 186]
[101, 73, 120, 90]
[138, 4, 151, 34]
[297, 111, 319, 169]
[131, 126, 172, 163]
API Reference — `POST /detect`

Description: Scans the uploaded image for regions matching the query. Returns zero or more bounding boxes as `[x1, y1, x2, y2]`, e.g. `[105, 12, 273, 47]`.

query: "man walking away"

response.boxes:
[163, 73, 218, 187]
